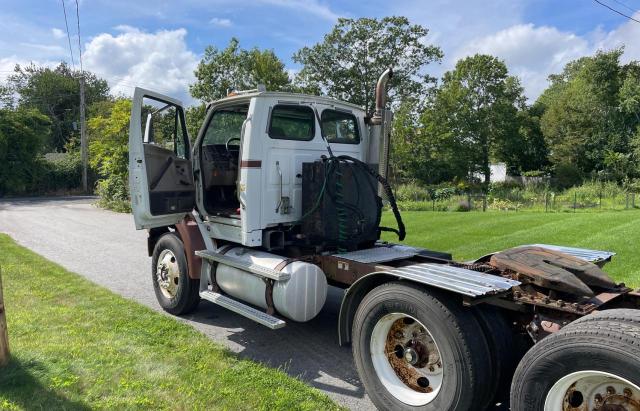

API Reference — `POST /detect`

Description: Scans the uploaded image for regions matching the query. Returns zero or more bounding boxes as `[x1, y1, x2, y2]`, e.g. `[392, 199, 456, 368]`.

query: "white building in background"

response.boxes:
[490, 163, 507, 182]
[474, 162, 507, 183]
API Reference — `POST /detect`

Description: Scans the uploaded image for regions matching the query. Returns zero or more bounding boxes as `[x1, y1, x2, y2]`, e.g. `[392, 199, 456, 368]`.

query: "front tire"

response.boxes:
[151, 233, 200, 315]
[510, 319, 640, 411]
[352, 282, 492, 411]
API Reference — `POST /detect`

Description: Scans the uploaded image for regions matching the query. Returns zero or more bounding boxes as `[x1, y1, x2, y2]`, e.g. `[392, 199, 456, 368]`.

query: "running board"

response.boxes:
[200, 291, 286, 330]
[195, 250, 290, 281]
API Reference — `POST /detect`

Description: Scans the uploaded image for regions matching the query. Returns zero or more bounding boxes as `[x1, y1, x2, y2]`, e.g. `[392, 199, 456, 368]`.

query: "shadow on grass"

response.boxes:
[0, 357, 92, 411]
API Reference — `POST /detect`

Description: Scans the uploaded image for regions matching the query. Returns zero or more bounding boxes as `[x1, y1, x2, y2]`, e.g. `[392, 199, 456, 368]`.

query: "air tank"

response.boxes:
[215, 247, 328, 322]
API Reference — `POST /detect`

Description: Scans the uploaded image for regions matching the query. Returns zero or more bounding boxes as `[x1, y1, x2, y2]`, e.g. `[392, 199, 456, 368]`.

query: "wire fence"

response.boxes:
[395, 192, 640, 212]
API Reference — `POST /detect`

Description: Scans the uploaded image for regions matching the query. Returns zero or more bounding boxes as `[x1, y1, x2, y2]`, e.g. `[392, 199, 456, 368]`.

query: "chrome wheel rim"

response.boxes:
[545, 370, 640, 411]
[156, 249, 180, 299]
[370, 313, 444, 406]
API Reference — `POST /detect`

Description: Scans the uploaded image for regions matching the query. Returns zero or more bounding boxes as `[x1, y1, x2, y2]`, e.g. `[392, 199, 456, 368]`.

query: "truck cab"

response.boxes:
[129, 88, 377, 248]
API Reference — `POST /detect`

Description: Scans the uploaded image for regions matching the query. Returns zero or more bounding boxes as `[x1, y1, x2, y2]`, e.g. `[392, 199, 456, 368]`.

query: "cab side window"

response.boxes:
[321, 109, 360, 144]
[268, 105, 315, 141]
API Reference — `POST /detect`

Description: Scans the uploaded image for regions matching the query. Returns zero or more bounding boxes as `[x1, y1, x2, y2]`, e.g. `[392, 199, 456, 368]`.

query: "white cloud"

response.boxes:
[210, 17, 232, 27]
[455, 24, 591, 100]
[51, 28, 66, 39]
[594, 12, 640, 63]
[83, 27, 198, 104]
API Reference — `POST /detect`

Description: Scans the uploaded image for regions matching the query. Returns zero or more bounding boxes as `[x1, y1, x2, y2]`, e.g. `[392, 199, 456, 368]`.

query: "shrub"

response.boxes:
[395, 182, 428, 202]
[95, 174, 131, 213]
[36, 152, 83, 193]
[0, 108, 50, 196]
[89, 99, 131, 212]
[554, 162, 583, 189]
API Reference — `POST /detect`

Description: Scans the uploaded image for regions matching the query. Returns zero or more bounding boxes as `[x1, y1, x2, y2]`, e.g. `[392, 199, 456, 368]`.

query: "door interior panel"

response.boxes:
[144, 143, 195, 215]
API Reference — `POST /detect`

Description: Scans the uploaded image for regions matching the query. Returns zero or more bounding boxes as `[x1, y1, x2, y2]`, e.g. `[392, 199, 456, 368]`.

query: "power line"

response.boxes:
[610, 0, 637, 13]
[74, 0, 83, 72]
[594, 0, 640, 24]
[61, 0, 76, 70]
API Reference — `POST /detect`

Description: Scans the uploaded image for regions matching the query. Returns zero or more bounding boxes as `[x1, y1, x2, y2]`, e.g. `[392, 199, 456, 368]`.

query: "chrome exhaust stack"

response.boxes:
[370, 68, 393, 125]
[368, 68, 394, 186]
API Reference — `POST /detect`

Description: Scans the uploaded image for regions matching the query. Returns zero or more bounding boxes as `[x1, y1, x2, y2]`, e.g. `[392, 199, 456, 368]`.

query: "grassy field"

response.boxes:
[382, 210, 640, 287]
[0, 235, 340, 411]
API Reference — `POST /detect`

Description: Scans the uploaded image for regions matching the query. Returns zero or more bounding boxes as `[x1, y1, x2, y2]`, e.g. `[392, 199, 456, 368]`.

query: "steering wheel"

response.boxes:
[225, 137, 241, 155]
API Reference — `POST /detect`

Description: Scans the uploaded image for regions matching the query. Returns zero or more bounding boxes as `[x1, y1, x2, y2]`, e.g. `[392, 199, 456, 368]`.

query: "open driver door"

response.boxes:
[129, 88, 195, 229]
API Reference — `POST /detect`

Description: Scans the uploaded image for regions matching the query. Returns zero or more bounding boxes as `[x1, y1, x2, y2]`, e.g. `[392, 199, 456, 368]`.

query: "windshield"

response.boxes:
[203, 106, 248, 145]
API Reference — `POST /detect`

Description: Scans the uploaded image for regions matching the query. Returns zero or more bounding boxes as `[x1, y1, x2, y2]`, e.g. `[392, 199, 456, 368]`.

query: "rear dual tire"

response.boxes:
[510, 309, 640, 411]
[352, 282, 503, 410]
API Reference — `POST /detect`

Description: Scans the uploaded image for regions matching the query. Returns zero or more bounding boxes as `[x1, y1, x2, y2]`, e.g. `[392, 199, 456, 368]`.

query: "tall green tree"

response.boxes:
[293, 17, 442, 114]
[538, 49, 640, 181]
[7, 62, 110, 151]
[190, 38, 291, 102]
[0, 108, 51, 195]
[423, 54, 525, 185]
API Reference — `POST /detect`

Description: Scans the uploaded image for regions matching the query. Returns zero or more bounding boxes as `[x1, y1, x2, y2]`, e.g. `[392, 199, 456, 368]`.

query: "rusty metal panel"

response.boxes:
[384, 263, 520, 297]
[524, 244, 615, 264]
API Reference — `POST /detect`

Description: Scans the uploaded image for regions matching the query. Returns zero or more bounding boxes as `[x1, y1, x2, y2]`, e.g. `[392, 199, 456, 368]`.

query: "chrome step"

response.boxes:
[195, 250, 290, 281]
[200, 291, 286, 330]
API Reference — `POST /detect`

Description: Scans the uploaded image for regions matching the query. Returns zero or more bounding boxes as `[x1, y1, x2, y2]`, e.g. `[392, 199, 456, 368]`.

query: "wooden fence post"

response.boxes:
[0, 267, 9, 367]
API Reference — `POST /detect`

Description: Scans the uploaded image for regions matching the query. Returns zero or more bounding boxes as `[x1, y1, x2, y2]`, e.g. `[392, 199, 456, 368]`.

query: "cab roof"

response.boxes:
[209, 91, 366, 113]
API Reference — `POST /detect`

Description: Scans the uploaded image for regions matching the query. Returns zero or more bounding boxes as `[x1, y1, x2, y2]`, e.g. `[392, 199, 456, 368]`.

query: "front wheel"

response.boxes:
[352, 282, 492, 411]
[510, 319, 640, 411]
[151, 233, 200, 315]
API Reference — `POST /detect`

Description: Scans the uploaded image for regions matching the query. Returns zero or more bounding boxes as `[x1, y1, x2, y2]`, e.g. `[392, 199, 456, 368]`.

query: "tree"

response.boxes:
[88, 99, 131, 211]
[190, 38, 291, 102]
[538, 49, 640, 181]
[423, 54, 524, 185]
[186, 104, 207, 141]
[0, 108, 51, 195]
[7, 62, 110, 151]
[0, 84, 13, 108]
[293, 17, 442, 114]
[510, 104, 549, 174]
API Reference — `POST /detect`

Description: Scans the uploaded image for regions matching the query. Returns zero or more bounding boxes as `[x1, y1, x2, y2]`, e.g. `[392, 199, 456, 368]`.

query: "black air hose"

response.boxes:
[334, 155, 406, 241]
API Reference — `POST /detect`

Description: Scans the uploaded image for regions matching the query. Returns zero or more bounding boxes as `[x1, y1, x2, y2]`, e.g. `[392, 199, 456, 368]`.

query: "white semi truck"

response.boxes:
[129, 69, 640, 411]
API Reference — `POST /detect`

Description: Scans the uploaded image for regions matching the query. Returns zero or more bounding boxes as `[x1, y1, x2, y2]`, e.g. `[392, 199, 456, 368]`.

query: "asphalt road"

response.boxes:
[0, 197, 373, 410]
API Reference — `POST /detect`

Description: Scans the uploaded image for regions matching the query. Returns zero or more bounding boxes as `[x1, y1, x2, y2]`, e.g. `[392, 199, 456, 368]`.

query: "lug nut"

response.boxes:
[606, 386, 616, 395]
[624, 388, 632, 398]
[595, 393, 603, 403]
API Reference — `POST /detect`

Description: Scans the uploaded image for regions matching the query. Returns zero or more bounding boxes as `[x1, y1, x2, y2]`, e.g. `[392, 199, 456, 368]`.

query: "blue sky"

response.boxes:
[1, 0, 640, 104]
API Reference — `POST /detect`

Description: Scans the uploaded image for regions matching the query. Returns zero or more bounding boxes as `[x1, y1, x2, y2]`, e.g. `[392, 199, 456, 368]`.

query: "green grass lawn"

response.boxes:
[382, 210, 640, 288]
[0, 234, 340, 411]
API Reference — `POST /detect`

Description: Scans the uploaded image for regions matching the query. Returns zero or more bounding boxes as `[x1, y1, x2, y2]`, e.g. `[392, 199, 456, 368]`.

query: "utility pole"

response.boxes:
[0, 267, 9, 367]
[79, 74, 88, 193]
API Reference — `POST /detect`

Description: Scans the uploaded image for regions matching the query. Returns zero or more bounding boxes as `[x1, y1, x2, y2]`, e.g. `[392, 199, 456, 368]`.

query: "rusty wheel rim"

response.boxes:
[156, 249, 180, 299]
[545, 370, 640, 411]
[370, 313, 443, 406]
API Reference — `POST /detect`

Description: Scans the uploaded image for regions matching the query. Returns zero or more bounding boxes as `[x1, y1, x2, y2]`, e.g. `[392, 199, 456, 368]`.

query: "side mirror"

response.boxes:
[143, 113, 154, 143]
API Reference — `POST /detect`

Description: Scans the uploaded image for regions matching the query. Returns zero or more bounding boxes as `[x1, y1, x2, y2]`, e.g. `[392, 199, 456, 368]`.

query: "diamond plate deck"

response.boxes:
[385, 263, 520, 297]
[333, 246, 418, 263]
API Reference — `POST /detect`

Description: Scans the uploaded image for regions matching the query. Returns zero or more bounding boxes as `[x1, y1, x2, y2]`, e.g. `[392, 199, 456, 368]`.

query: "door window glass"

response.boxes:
[141, 97, 189, 159]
